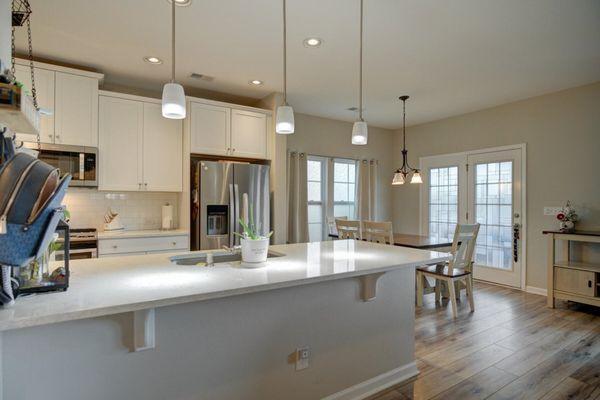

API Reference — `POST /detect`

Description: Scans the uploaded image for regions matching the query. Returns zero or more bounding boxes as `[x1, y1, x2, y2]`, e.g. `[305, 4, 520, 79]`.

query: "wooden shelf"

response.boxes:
[554, 261, 600, 273]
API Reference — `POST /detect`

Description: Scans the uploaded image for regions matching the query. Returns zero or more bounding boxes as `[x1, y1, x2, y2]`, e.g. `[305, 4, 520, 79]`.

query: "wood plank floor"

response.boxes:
[369, 282, 600, 400]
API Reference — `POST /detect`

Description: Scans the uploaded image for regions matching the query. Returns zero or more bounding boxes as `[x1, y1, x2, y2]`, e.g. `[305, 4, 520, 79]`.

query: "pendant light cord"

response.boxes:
[171, 0, 176, 83]
[282, 0, 287, 105]
[358, 0, 364, 121]
[402, 98, 406, 150]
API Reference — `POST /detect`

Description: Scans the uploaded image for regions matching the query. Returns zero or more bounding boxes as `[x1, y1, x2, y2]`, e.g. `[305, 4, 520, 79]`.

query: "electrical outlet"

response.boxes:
[295, 347, 310, 371]
[544, 207, 562, 216]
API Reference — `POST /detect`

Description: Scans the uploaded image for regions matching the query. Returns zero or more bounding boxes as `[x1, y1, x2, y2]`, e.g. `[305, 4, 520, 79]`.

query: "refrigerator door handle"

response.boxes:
[229, 183, 235, 248]
[233, 184, 240, 245]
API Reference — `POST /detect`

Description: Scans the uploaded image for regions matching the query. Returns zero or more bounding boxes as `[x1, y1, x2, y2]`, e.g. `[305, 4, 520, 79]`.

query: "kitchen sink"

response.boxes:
[170, 250, 284, 266]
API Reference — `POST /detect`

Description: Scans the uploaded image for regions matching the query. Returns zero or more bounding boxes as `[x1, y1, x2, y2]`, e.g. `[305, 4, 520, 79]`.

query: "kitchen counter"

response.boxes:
[1, 240, 449, 400]
[0, 240, 448, 332]
[97, 229, 189, 239]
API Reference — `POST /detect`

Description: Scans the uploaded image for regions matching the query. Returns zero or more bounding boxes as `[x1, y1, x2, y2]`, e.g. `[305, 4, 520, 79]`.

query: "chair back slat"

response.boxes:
[448, 223, 480, 274]
[335, 219, 361, 240]
[328, 216, 347, 236]
[362, 221, 393, 245]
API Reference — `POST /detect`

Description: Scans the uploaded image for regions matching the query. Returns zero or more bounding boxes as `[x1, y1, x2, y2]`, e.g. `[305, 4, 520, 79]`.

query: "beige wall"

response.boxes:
[287, 113, 396, 222]
[392, 82, 600, 290]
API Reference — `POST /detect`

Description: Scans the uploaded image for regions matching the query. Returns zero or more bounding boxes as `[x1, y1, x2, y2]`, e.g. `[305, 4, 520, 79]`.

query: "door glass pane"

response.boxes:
[428, 166, 458, 242]
[474, 161, 513, 270]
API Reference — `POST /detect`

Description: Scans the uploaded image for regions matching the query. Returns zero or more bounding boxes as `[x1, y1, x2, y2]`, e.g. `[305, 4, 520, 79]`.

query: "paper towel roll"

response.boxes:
[162, 203, 174, 230]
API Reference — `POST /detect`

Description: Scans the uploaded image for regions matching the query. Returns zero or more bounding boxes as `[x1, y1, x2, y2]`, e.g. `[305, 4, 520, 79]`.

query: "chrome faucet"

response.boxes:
[222, 245, 241, 254]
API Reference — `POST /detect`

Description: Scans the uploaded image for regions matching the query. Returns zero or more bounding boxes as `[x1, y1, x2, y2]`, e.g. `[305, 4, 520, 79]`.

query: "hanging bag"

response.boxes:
[0, 152, 71, 267]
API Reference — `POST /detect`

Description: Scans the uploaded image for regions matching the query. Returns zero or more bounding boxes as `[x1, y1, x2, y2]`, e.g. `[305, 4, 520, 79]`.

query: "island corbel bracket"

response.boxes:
[358, 272, 385, 301]
[131, 308, 156, 352]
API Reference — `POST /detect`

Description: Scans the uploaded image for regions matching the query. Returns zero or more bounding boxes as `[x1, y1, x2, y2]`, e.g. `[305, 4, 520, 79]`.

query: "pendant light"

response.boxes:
[162, 0, 186, 119]
[275, 0, 294, 134]
[392, 96, 421, 185]
[351, 0, 367, 145]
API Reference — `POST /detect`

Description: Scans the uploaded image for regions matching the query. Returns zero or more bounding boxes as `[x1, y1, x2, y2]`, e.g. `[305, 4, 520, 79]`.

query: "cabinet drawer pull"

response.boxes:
[112, 245, 118, 249]
[589, 280, 593, 288]
[172, 241, 176, 246]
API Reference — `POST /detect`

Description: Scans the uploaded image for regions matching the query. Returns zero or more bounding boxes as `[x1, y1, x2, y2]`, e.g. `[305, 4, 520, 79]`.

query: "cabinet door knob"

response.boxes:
[112, 245, 118, 249]
[138, 183, 141, 189]
[144, 183, 148, 189]
[172, 242, 176, 246]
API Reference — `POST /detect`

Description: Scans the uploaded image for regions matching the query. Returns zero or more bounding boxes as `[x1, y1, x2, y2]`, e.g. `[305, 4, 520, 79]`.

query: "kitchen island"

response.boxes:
[0, 240, 449, 400]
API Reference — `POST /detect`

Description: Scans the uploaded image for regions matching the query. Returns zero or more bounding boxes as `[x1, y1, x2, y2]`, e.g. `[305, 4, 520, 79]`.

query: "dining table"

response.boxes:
[328, 232, 453, 250]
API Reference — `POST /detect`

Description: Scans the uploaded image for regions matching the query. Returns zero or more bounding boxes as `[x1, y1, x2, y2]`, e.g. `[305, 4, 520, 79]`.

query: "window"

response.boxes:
[333, 159, 356, 219]
[307, 157, 325, 242]
[306, 157, 358, 242]
[428, 166, 458, 243]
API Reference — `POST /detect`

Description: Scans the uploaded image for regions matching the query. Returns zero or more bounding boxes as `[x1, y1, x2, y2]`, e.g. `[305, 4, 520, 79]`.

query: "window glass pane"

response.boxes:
[307, 182, 321, 202]
[500, 162, 512, 183]
[307, 160, 321, 181]
[500, 183, 512, 204]
[334, 163, 348, 182]
[334, 183, 348, 202]
[488, 162, 500, 183]
[427, 166, 458, 241]
[476, 164, 487, 183]
[500, 205, 512, 226]
[487, 183, 499, 203]
[308, 223, 322, 242]
[334, 204, 349, 218]
[348, 163, 356, 183]
[308, 204, 322, 224]
[430, 169, 439, 186]
[348, 183, 355, 202]
[487, 204, 499, 225]
[476, 184, 486, 203]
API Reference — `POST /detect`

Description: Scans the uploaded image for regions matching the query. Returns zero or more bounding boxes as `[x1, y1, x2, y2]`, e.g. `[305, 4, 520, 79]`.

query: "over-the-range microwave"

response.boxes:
[22, 142, 98, 187]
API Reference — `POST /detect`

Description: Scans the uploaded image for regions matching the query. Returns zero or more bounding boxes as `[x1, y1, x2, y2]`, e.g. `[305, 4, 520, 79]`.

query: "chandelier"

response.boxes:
[392, 96, 422, 185]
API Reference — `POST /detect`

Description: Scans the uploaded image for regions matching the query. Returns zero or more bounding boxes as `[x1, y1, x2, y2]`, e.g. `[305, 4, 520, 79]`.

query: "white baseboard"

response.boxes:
[525, 286, 547, 297]
[323, 361, 419, 400]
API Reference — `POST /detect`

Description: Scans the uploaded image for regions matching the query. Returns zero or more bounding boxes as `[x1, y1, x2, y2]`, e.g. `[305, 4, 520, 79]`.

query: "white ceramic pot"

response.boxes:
[241, 237, 269, 263]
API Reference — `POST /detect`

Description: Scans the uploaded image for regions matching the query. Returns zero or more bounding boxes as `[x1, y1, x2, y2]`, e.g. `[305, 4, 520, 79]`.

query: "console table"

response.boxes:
[544, 230, 600, 308]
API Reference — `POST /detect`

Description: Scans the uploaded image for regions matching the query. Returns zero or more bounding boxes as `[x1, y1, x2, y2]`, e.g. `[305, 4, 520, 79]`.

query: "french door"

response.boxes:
[421, 146, 524, 288]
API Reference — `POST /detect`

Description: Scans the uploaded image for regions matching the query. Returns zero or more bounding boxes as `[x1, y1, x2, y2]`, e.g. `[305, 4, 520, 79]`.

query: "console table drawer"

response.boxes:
[554, 267, 596, 297]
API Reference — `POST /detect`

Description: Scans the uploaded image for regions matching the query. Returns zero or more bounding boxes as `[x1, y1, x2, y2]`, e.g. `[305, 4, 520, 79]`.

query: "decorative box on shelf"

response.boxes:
[0, 82, 40, 135]
[544, 230, 600, 308]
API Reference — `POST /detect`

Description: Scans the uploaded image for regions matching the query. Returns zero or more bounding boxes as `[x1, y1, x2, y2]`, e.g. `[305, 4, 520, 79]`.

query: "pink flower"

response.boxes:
[556, 213, 565, 221]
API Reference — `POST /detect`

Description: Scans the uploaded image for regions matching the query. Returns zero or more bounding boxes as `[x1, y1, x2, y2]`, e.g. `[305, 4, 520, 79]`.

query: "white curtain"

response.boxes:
[287, 151, 309, 243]
[356, 159, 378, 221]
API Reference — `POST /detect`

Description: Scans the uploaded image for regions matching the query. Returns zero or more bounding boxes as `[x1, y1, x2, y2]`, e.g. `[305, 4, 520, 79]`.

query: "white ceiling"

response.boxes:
[15, 0, 600, 129]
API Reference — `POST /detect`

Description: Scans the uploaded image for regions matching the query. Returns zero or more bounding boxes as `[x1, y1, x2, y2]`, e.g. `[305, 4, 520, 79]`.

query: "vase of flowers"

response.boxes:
[556, 201, 578, 233]
[235, 207, 273, 264]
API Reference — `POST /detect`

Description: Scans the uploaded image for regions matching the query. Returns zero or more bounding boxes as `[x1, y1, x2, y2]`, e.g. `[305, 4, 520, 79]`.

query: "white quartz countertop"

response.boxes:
[0, 240, 449, 332]
[98, 229, 189, 239]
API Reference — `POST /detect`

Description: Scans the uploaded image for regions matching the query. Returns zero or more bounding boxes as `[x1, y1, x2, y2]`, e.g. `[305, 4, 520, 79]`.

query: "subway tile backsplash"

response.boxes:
[63, 188, 180, 231]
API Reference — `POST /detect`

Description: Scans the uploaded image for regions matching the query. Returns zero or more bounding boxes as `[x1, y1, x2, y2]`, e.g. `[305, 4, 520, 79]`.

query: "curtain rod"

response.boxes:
[288, 150, 378, 164]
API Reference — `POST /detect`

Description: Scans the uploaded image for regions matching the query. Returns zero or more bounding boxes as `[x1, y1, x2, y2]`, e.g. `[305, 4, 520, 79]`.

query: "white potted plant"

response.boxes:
[234, 207, 273, 264]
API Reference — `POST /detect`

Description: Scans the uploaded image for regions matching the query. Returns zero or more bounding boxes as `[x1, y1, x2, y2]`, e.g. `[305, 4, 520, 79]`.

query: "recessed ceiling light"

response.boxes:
[143, 56, 163, 64]
[249, 79, 263, 86]
[303, 37, 323, 48]
[167, 0, 192, 6]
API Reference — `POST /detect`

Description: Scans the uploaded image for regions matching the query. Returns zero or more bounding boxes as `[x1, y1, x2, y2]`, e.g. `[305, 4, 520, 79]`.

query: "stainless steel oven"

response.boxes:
[23, 142, 98, 187]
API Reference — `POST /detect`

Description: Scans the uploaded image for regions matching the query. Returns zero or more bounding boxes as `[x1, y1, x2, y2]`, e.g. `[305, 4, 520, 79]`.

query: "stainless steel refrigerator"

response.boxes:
[191, 160, 270, 251]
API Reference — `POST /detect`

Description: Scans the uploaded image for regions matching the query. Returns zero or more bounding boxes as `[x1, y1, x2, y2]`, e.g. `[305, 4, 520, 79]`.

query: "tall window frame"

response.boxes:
[307, 155, 328, 242]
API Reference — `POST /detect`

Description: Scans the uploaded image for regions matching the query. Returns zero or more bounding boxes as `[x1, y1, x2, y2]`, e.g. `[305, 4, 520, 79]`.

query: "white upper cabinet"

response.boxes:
[189, 100, 270, 159]
[231, 109, 267, 159]
[98, 93, 183, 192]
[143, 102, 182, 192]
[13, 65, 55, 143]
[98, 96, 143, 192]
[55, 72, 99, 147]
[190, 102, 230, 156]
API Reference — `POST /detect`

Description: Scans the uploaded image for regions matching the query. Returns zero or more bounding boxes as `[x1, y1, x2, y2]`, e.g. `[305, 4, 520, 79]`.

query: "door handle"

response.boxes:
[233, 184, 240, 245]
[513, 223, 520, 262]
[229, 184, 235, 248]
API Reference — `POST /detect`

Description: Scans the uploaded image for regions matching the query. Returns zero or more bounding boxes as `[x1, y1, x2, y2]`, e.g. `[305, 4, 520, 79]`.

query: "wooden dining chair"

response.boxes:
[362, 221, 394, 244]
[328, 216, 347, 237]
[335, 219, 361, 240]
[416, 224, 480, 318]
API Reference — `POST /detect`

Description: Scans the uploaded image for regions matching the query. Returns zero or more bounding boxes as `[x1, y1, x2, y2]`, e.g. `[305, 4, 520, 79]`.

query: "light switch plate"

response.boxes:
[295, 347, 309, 371]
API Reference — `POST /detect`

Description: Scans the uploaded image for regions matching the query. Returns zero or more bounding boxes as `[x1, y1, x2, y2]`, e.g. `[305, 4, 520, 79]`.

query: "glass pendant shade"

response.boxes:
[276, 105, 295, 134]
[392, 171, 405, 185]
[410, 171, 423, 184]
[351, 121, 368, 145]
[161, 83, 186, 119]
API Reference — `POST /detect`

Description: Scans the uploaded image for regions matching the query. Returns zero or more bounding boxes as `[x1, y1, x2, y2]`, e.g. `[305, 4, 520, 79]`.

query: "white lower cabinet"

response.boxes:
[98, 235, 189, 257]
[98, 92, 183, 192]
